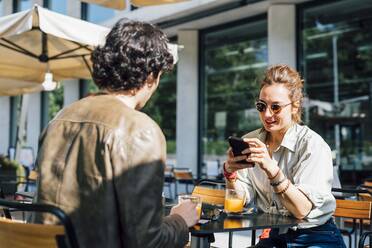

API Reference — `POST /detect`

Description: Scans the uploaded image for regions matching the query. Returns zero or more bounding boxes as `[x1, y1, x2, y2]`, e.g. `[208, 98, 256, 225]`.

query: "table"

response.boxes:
[190, 212, 304, 248]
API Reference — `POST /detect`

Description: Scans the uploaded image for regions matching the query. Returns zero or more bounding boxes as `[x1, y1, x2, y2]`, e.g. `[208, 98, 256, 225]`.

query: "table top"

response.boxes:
[190, 212, 304, 235]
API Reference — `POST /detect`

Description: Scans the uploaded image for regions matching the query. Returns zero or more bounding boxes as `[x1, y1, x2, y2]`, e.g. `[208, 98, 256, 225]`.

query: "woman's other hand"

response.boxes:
[242, 138, 279, 178]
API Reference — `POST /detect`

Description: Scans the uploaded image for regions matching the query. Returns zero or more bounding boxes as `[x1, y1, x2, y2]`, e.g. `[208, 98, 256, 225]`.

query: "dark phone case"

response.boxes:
[228, 136, 250, 164]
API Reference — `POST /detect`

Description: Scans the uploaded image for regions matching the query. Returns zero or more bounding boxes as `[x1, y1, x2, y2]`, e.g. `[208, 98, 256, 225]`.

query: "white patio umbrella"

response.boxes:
[0, 4, 179, 95]
[0, 4, 110, 96]
[80, 0, 189, 10]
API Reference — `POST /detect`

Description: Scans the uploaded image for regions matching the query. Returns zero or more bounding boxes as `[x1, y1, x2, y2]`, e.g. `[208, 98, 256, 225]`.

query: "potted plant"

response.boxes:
[0, 155, 26, 195]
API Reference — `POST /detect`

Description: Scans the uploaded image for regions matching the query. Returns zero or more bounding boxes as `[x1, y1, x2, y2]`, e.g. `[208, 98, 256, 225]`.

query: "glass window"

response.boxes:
[87, 3, 115, 24]
[48, 0, 66, 14]
[200, 19, 268, 175]
[17, 0, 31, 11]
[300, 0, 372, 172]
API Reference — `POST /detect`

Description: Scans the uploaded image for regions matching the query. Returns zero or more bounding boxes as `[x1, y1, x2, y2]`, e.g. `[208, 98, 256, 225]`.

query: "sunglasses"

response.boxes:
[255, 100, 292, 114]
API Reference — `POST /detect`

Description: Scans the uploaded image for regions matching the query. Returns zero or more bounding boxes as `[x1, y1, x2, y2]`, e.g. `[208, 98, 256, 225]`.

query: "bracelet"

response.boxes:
[267, 168, 280, 180]
[270, 177, 286, 187]
[275, 179, 290, 195]
[223, 163, 237, 182]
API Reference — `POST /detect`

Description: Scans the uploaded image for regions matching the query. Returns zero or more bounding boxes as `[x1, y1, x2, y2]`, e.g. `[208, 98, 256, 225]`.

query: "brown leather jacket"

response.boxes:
[35, 94, 188, 248]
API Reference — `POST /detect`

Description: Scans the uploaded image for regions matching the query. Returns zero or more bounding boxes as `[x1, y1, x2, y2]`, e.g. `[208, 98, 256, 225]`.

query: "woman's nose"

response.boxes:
[263, 106, 274, 117]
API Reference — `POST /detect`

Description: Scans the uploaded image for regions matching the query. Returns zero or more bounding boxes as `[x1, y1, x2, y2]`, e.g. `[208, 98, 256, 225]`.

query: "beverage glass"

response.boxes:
[224, 189, 245, 213]
[178, 194, 202, 218]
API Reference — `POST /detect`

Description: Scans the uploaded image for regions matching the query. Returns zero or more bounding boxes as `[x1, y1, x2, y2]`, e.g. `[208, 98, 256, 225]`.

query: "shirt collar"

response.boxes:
[280, 124, 299, 152]
[259, 124, 298, 152]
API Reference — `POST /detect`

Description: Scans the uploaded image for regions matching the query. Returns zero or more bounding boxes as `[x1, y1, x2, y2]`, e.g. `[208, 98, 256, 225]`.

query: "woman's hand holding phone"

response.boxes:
[224, 136, 255, 173]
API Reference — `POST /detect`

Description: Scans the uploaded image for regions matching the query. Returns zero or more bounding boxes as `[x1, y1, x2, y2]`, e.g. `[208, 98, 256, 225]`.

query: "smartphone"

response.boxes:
[228, 136, 250, 164]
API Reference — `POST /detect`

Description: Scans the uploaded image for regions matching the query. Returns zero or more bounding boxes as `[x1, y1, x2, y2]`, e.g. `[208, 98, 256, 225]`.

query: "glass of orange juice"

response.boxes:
[178, 195, 202, 218]
[224, 189, 245, 213]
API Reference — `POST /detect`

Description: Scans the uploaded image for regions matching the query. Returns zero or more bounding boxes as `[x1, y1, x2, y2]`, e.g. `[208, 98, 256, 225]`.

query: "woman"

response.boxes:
[224, 65, 345, 247]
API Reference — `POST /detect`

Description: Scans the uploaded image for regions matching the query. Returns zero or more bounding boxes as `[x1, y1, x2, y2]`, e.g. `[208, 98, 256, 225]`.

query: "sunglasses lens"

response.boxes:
[271, 104, 282, 114]
[255, 102, 266, 112]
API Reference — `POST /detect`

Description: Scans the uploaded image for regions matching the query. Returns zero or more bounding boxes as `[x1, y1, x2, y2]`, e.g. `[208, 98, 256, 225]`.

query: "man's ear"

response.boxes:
[145, 73, 155, 88]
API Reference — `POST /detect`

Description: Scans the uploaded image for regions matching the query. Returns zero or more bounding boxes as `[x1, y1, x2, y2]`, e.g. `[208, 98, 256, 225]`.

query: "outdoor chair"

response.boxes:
[173, 168, 195, 196]
[0, 198, 79, 248]
[196, 178, 226, 189]
[332, 188, 372, 248]
[164, 165, 175, 199]
[0, 187, 11, 219]
[359, 230, 372, 248]
[191, 184, 225, 248]
[332, 188, 371, 247]
[192, 180, 248, 248]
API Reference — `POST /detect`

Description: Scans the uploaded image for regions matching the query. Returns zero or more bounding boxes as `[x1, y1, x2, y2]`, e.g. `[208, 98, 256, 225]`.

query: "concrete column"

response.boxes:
[0, 97, 10, 154]
[176, 30, 199, 175]
[2, 0, 12, 14]
[268, 5, 296, 68]
[67, 0, 81, 18]
[63, 80, 80, 107]
[26, 93, 41, 154]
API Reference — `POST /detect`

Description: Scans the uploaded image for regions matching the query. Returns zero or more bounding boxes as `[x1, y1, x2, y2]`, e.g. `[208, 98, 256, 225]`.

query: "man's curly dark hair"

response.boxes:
[91, 19, 174, 91]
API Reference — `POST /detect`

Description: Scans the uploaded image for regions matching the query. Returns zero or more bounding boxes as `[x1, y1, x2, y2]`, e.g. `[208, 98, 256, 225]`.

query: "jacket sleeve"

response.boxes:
[109, 121, 189, 248]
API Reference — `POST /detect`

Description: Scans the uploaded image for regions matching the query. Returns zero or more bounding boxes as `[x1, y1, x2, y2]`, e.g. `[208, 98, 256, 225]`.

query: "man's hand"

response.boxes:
[170, 200, 199, 227]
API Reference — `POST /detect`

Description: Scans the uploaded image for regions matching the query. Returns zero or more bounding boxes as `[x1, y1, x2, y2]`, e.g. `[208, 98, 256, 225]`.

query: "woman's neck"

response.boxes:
[267, 123, 294, 148]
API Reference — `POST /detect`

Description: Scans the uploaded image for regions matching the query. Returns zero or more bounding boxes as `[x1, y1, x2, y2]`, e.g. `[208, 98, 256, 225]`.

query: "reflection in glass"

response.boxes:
[224, 219, 242, 229]
[201, 19, 268, 175]
[300, 0, 372, 171]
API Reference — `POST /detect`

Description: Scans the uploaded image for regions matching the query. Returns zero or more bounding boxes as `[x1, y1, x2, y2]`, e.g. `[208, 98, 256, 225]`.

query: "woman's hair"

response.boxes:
[260, 64, 304, 123]
[91, 19, 174, 91]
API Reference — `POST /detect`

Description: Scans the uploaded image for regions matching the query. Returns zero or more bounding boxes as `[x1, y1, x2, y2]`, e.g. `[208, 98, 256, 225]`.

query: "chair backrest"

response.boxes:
[28, 170, 38, 181]
[358, 193, 372, 202]
[173, 168, 193, 180]
[0, 217, 65, 248]
[0, 199, 79, 248]
[334, 199, 372, 220]
[363, 180, 372, 188]
[192, 186, 225, 206]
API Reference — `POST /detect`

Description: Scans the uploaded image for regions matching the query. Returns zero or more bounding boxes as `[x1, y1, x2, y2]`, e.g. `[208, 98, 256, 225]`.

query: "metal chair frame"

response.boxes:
[0, 198, 79, 248]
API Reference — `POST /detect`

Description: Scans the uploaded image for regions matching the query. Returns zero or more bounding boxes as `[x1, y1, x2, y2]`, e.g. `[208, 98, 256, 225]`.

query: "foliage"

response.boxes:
[0, 154, 21, 169]
[48, 84, 64, 120]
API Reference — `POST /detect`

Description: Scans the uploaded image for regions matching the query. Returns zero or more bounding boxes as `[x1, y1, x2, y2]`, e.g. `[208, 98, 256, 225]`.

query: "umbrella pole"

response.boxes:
[15, 94, 30, 162]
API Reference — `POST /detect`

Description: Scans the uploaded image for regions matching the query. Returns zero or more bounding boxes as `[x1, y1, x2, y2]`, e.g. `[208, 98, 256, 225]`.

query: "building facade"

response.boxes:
[1, 0, 371, 184]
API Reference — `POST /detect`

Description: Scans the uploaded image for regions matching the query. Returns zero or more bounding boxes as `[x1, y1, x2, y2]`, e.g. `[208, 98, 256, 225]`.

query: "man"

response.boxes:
[35, 19, 198, 248]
